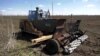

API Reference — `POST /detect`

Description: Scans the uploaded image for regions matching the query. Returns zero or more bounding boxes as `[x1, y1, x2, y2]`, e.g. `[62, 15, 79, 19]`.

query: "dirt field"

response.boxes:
[0, 15, 100, 56]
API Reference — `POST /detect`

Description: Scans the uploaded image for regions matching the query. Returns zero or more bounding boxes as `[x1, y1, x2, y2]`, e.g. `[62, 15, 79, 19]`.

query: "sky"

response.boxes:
[0, 0, 100, 15]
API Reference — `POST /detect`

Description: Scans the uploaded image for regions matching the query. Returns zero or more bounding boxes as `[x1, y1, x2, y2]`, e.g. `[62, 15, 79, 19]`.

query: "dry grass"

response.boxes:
[0, 15, 100, 56]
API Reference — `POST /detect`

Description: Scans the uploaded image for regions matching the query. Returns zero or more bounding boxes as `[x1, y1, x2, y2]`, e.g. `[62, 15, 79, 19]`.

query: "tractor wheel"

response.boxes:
[42, 39, 60, 55]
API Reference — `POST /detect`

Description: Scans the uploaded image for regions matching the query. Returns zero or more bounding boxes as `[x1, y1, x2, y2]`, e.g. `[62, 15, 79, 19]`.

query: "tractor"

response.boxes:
[19, 7, 88, 55]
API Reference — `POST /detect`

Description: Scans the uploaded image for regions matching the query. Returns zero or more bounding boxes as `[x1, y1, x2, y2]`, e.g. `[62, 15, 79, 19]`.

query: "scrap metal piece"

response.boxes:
[64, 35, 88, 54]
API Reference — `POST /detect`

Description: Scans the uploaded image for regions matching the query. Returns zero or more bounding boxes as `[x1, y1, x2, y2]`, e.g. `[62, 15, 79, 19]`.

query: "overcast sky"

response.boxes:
[0, 0, 100, 15]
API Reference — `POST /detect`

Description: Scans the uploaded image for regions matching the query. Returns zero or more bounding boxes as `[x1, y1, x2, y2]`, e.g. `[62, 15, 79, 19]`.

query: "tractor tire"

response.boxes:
[42, 39, 60, 55]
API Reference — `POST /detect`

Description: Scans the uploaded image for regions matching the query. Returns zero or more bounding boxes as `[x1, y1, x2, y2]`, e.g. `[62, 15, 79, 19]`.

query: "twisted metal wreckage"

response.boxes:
[19, 7, 88, 55]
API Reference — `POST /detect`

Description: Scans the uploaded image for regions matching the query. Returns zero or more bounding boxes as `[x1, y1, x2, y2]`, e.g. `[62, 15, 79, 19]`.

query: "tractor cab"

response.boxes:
[28, 7, 50, 21]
